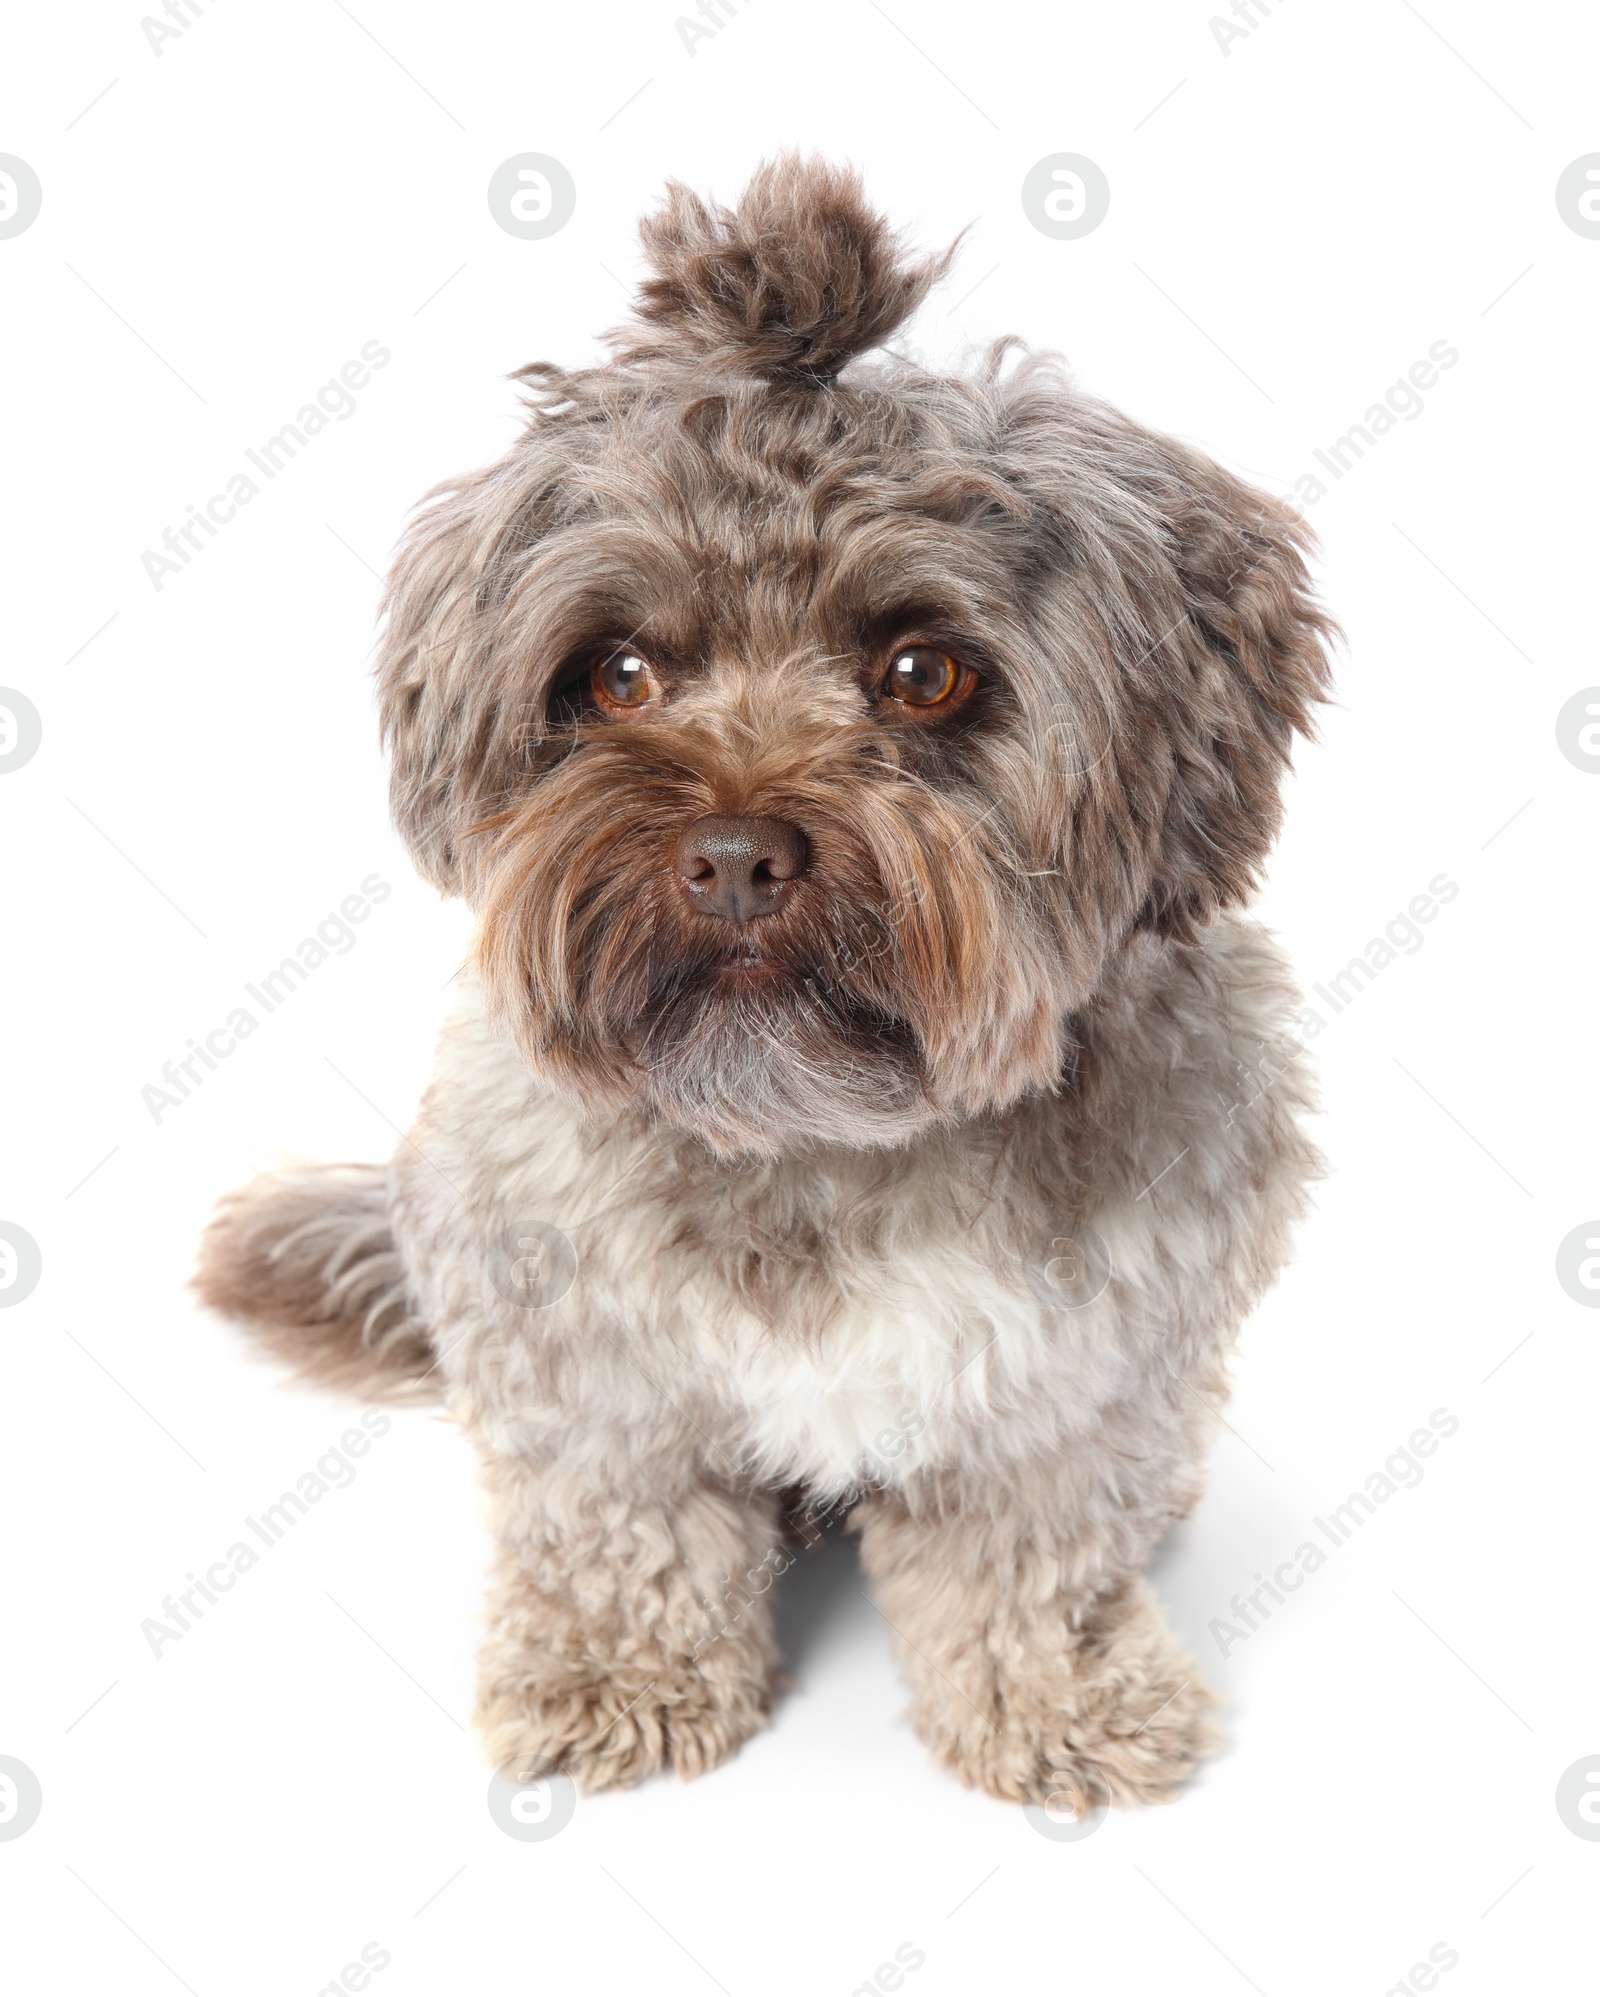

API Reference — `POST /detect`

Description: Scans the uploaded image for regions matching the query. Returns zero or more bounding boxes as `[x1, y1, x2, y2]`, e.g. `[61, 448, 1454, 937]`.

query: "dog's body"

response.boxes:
[198, 158, 1332, 1810]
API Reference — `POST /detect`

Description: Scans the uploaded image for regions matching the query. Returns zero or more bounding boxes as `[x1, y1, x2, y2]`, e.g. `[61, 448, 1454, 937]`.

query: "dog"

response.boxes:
[196, 156, 1333, 1812]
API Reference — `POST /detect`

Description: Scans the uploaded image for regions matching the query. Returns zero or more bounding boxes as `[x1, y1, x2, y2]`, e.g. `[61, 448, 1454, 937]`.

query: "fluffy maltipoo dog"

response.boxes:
[197, 156, 1332, 1812]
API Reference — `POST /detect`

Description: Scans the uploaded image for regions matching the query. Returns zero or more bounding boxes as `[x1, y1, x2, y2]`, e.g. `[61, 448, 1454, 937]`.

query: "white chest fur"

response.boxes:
[691, 1245, 1055, 1492]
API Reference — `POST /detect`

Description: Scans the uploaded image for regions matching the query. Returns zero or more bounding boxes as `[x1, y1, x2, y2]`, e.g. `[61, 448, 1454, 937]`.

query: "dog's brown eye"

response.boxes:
[883, 646, 960, 707]
[592, 650, 659, 711]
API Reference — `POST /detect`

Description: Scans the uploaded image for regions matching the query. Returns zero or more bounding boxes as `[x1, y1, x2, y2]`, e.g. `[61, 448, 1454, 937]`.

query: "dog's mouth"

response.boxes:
[712, 955, 788, 986]
[630, 936, 920, 1065]
[644, 945, 862, 1014]
[647, 921, 824, 994]
[705, 930, 811, 985]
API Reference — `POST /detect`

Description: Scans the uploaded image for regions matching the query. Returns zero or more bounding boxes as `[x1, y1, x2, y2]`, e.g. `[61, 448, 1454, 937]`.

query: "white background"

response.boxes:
[2, 1, 1597, 1991]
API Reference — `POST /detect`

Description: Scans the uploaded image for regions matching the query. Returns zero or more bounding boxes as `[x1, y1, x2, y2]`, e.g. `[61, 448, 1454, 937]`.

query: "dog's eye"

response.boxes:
[592, 650, 660, 711]
[883, 646, 960, 707]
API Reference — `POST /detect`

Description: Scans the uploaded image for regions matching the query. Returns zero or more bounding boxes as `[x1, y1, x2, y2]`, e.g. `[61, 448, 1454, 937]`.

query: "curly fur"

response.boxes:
[198, 157, 1334, 1812]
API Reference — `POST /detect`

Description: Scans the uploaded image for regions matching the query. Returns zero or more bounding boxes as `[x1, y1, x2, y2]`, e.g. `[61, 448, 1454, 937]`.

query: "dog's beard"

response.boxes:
[476, 850, 948, 1156]
[629, 954, 935, 1156]
[470, 728, 1075, 1157]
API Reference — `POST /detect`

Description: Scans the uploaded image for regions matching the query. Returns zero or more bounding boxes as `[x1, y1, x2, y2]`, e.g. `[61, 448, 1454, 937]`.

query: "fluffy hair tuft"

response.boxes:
[609, 153, 956, 384]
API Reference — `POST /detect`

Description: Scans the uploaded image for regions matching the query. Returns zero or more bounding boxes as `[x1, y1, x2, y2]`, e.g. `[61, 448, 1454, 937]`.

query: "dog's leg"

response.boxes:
[857, 1458, 1214, 1811]
[473, 1443, 782, 1792]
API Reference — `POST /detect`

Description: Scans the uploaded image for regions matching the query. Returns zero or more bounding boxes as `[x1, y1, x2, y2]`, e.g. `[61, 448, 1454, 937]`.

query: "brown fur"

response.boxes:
[198, 157, 1334, 1812]
[194, 1165, 437, 1404]
[612, 154, 959, 384]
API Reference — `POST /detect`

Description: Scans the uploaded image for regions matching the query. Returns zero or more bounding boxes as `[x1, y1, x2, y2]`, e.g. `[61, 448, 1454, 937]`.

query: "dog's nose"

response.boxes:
[674, 814, 809, 924]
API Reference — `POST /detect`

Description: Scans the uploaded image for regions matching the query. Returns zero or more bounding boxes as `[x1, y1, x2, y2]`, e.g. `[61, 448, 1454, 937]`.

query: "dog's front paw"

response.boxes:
[475, 1630, 775, 1792]
[905, 1584, 1218, 1810]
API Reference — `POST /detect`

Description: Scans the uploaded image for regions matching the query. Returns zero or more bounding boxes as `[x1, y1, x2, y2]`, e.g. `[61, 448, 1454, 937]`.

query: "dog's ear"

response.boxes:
[1132, 453, 1336, 939]
[374, 411, 581, 895]
[609, 153, 958, 385]
[1001, 372, 1335, 944]
[986, 363, 1334, 946]
[375, 474, 490, 894]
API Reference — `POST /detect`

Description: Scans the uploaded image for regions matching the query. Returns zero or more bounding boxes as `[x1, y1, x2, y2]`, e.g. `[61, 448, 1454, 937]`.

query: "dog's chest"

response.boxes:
[424, 1002, 1153, 1493]
[703, 1270, 1022, 1493]
[683, 1236, 1056, 1493]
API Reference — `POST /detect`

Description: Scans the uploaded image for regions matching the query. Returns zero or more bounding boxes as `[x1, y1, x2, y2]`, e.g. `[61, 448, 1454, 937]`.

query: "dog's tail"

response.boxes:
[194, 1164, 439, 1404]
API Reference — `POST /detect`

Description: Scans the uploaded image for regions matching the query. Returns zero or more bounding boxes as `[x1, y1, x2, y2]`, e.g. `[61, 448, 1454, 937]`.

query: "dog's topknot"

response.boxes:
[609, 154, 956, 385]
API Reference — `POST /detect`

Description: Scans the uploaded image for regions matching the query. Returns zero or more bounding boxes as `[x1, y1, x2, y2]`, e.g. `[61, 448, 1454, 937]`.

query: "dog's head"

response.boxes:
[378, 157, 1333, 1157]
